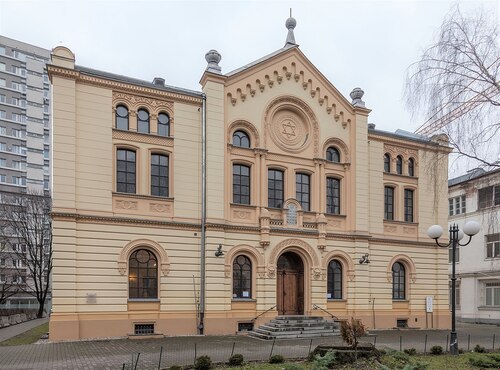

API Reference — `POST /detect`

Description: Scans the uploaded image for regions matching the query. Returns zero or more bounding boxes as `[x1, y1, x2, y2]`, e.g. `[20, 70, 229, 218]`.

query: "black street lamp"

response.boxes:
[427, 221, 480, 355]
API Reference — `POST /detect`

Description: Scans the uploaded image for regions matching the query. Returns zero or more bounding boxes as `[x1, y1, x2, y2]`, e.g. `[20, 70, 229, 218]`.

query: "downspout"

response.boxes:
[199, 93, 207, 335]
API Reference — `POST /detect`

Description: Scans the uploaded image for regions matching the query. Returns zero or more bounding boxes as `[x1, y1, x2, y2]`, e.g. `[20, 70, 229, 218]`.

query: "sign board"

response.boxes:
[426, 296, 433, 313]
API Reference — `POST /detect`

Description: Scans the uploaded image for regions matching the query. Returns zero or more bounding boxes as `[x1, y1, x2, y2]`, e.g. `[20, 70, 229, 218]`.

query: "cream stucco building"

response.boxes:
[48, 19, 452, 340]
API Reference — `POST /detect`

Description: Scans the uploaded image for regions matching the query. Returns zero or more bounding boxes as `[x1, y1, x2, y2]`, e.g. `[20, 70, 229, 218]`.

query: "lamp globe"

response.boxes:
[463, 220, 480, 236]
[427, 225, 443, 240]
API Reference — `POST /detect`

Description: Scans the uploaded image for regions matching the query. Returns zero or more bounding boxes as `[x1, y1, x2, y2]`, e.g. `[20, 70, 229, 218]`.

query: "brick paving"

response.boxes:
[0, 322, 498, 369]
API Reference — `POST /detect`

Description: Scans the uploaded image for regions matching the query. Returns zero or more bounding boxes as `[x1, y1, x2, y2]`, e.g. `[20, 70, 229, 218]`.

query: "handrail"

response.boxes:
[312, 304, 340, 321]
[251, 305, 277, 322]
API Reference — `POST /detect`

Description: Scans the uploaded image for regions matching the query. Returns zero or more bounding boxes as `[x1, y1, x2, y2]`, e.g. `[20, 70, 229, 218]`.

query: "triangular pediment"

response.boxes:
[224, 46, 359, 122]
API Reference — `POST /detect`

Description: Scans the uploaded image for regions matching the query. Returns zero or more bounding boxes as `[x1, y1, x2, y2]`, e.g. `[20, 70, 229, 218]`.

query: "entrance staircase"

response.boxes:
[248, 316, 340, 340]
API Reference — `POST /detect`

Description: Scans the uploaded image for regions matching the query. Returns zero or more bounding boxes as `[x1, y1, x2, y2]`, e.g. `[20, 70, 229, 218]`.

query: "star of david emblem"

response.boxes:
[282, 120, 296, 139]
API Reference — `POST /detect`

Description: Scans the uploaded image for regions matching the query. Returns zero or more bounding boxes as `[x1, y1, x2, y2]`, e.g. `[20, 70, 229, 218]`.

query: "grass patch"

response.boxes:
[0, 322, 48, 346]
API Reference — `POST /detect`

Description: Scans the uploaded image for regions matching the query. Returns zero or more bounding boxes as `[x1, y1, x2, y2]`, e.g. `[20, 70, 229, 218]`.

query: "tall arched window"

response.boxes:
[233, 255, 252, 298]
[157, 112, 170, 137]
[137, 108, 150, 134]
[326, 147, 340, 163]
[232, 130, 250, 148]
[327, 260, 342, 299]
[396, 156, 403, 175]
[384, 154, 391, 173]
[392, 262, 406, 300]
[408, 158, 415, 177]
[129, 249, 158, 299]
[116, 105, 129, 130]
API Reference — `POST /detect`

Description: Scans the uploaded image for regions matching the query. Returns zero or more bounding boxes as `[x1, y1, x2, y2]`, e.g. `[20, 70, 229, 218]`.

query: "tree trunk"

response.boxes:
[37, 301, 45, 318]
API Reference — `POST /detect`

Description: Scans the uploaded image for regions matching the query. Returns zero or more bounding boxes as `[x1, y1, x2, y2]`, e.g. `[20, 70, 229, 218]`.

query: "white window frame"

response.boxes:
[486, 234, 500, 259]
[448, 195, 466, 216]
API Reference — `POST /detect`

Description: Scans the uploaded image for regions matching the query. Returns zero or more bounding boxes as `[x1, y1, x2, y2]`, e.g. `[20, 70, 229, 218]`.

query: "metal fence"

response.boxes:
[117, 331, 499, 370]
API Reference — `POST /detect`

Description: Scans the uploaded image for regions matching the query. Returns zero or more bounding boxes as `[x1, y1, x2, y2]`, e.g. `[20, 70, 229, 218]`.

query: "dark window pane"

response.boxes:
[233, 164, 250, 205]
[232, 255, 252, 298]
[296, 173, 310, 211]
[268, 169, 284, 208]
[151, 154, 169, 197]
[232, 130, 250, 148]
[326, 147, 340, 162]
[117, 149, 136, 194]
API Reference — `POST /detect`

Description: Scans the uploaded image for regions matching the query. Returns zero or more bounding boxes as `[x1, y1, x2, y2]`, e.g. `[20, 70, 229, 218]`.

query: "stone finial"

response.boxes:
[205, 49, 222, 74]
[350, 87, 365, 108]
[285, 15, 297, 46]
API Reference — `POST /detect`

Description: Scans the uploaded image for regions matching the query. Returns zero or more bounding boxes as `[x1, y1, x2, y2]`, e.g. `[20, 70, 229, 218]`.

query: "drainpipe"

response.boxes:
[199, 93, 207, 335]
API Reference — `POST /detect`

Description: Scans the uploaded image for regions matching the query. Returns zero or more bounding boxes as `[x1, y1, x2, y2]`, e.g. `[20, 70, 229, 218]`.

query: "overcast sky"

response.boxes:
[1, 0, 497, 137]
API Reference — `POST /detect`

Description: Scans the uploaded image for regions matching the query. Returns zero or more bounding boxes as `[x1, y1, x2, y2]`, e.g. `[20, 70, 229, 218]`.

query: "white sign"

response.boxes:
[426, 296, 433, 313]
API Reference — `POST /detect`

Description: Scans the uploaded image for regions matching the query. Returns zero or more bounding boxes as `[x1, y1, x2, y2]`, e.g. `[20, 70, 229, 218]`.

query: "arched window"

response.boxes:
[137, 109, 150, 134]
[327, 260, 342, 299]
[384, 186, 394, 220]
[151, 153, 169, 197]
[157, 112, 170, 137]
[408, 158, 415, 177]
[384, 153, 391, 173]
[117, 149, 136, 194]
[232, 130, 250, 148]
[326, 177, 340, 214]
[392, 262, 406, 300]
[233, 255, 252, 298]
[396, 156, 403, 175]
[326, 147, 340, 163]
[116, 105, 129, 130]
[129, 249, 158, 299]
[233, 164, 250, 205]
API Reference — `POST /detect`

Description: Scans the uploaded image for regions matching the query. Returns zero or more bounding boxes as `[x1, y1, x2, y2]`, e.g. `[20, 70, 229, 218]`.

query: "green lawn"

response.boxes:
[0, 322, 48, 346]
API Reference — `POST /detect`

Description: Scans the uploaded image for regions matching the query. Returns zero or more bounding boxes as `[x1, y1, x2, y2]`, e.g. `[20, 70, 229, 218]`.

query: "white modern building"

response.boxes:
[448, 168, 500, 324]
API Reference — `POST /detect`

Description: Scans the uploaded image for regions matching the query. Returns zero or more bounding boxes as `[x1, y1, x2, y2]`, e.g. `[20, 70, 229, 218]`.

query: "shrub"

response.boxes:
[430, 345, 443, 355]
[269, 354, 284, 364]
[340, 318, 366, 359]
[194, 355, 212, 370]
[312, 350, 337, 370]
[469, 353, 500, 368]
[283, 364, 306, 370]
[404, 348, 417, 355]
[227, 353, 244, 366]
[169, 366, 183, 370]
[474, 344, 487, 353]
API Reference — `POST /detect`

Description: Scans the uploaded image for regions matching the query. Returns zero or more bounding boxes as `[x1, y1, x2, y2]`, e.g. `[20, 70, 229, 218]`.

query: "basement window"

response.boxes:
[134, 323, 154, 335]
[396, 319, 408, 328]
[238, 322, 253, 332]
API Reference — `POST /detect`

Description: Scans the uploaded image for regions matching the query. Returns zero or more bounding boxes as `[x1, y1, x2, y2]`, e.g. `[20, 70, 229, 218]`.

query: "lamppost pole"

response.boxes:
[427, 221, 480, 356]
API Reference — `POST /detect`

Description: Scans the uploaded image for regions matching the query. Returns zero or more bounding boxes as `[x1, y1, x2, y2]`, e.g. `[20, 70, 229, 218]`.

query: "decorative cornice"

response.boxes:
[369, 132, 452, 153]
[48, 65, 203, 106]
[112, 129, 174, 147]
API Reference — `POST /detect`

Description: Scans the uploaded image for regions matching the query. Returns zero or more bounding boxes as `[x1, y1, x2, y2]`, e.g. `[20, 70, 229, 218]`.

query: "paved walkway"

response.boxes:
[0, 322, 497, 369]
[0, 318, 48, 342]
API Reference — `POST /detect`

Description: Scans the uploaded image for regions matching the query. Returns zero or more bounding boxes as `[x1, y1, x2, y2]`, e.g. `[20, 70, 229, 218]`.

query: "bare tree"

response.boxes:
[0, 246, 20, 306]
[0, 192, 52, 317]
[406, 5, 500, 169]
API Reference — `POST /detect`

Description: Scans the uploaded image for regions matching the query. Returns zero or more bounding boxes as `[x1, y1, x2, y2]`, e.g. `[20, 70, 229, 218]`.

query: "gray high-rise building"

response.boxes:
[0, 36, 51, 310]
[0, 36, 50, 194]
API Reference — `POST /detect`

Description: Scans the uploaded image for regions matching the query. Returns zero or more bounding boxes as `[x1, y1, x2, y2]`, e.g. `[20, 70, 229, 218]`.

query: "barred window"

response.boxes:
[233, 255, 252, 299]
[129, 249, 158, 299]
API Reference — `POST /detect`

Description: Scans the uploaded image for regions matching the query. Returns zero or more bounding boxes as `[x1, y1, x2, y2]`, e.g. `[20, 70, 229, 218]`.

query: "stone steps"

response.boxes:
[248, 315, 340, 340]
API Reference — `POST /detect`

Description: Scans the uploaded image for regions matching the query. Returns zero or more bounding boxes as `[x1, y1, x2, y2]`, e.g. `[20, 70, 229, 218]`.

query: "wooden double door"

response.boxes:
[277, 252, 304, 315]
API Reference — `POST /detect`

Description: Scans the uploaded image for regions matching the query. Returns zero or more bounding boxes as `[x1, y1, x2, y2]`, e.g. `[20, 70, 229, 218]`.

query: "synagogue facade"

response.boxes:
[48, 19, 451, 340]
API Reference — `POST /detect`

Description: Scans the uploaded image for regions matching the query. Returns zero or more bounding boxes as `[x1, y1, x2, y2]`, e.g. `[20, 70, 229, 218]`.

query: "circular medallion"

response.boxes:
[269, 109, 310, 153]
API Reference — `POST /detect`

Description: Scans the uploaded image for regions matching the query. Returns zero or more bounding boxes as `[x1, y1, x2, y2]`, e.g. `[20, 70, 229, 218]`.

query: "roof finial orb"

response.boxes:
[284, 9, 297, 47]
[205, 49, 222, 74]
[350, 87, 366, 108]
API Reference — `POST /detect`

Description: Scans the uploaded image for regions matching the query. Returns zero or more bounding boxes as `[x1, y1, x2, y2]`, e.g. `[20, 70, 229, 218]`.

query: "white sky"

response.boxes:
[0, 0, 497, 137]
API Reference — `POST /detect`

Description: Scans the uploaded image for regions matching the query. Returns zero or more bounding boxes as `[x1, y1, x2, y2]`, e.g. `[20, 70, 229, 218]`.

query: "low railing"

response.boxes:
[312, 304, 340, 321]
[251, 305, 277, 322]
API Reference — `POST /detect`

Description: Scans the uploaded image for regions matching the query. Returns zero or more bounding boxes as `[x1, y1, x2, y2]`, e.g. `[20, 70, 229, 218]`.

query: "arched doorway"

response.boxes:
[277, 252, 304, 315]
